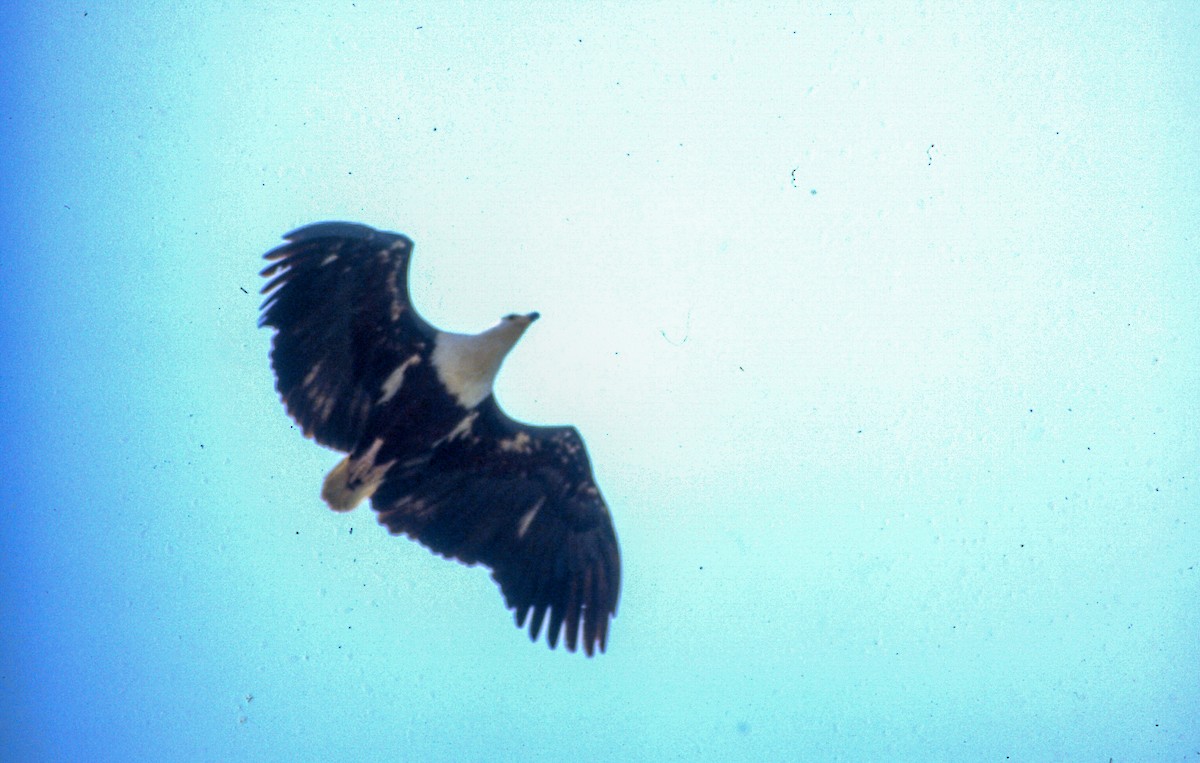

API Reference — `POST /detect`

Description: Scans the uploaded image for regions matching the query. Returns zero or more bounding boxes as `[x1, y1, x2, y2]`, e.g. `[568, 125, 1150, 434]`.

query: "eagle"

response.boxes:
[259, 222, 620, 656]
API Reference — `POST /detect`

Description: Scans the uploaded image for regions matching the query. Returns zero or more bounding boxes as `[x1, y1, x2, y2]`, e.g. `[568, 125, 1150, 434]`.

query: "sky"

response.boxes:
[1, 2, 1197, 761]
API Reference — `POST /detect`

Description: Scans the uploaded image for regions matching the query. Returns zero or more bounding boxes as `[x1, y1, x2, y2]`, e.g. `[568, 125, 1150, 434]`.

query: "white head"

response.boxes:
[431, 311, 540, 408]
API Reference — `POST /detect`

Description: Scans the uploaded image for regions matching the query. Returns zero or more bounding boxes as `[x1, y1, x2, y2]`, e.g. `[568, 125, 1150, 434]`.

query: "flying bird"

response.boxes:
[259, 222, 620, 655]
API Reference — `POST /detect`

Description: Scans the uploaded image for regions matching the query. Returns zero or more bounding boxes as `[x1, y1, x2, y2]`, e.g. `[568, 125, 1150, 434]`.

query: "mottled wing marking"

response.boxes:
[435, 410, 479, 447]
[348, 437, 396, 487]
[378, 355, 422, 405]
[498, 432, 533, 454]
[516, 498, 545, 539]
[259, 222, 434, 452]
[370, 396, 621, 656]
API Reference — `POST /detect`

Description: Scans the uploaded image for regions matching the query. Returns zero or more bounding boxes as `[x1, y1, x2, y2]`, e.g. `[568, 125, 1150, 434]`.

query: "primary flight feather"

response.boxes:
[259, 222, 620, 656]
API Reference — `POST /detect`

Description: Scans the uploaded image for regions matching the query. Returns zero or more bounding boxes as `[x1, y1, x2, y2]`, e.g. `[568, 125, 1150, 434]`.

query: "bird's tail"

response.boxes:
[321, 456, 374, 512]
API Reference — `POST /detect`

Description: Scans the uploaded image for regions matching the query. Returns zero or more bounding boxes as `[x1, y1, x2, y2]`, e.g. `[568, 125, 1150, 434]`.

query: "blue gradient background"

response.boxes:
[2, 4, 1197, 761]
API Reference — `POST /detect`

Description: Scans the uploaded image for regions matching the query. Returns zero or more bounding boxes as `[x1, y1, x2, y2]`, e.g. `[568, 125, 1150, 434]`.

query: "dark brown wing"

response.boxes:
[371, 396, 621, 656]
[259, 222, 435, 452]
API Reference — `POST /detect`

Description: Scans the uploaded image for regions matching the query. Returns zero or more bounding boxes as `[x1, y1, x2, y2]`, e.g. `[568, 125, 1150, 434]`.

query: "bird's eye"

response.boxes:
[503, 313, 518, 321]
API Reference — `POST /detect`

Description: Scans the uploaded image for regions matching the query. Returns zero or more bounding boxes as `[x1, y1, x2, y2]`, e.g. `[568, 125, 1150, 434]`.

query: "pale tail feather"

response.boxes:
[321, 456, 375, 511]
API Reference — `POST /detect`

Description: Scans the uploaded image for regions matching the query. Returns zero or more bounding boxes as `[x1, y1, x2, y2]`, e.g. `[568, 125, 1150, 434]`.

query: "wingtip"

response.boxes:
[281, 221, 379, 242]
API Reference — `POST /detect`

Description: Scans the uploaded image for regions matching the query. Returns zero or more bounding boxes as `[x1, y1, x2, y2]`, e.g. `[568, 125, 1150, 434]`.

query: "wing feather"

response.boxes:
[371, 396, 621, 656]
[259, 222, 434, 451]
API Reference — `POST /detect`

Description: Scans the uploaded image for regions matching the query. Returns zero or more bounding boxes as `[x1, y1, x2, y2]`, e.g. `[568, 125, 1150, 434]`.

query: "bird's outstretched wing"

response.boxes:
[259, 222, 435, 452]
[371, 395, 621, 656]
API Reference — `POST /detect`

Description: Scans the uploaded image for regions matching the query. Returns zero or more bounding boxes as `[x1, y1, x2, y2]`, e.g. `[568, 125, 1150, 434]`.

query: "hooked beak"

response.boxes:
[503, 311, 540, 328]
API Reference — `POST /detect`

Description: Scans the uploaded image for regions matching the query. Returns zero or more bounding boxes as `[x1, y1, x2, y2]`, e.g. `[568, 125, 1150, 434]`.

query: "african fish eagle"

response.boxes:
[259, 222, 620, 656]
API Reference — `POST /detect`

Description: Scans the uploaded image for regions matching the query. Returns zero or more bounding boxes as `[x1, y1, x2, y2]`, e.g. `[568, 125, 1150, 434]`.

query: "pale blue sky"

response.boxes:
[2, 3, 1198, 761]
